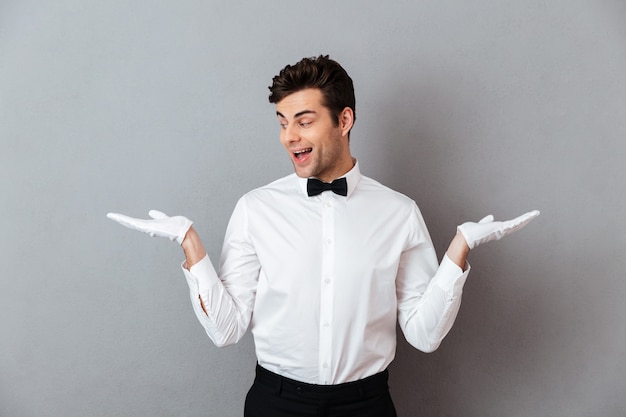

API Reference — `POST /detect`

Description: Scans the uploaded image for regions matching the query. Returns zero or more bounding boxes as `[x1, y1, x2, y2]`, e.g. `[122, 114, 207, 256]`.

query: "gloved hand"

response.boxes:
[457, 210, 540, 250]
[106, 210, 193, 245]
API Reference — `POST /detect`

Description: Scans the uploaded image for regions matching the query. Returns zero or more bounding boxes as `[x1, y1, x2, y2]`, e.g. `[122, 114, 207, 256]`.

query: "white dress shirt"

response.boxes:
[182, 161, 469, 385]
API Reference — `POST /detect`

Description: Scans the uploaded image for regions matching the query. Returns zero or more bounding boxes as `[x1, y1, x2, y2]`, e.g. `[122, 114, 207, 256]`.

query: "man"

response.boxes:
[108, 55, 539, 417]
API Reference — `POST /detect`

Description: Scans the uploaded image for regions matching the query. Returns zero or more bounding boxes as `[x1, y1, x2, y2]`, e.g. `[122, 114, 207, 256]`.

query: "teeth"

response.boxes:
[294, 148, 312, 155]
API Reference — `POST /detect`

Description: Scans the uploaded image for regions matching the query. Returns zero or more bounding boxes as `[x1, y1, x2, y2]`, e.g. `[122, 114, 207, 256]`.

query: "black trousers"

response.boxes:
[244, 365, 397, 417]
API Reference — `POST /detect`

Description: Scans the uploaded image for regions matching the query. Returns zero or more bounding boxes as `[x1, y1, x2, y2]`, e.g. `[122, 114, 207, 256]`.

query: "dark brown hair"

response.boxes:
[268, 55, 356, 127]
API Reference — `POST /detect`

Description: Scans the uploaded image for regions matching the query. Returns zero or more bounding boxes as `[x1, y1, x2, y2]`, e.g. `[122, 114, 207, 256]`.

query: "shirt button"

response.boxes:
[323, 362, 329, 368]
[324, 202, 332, 208]
[324, 278, 331, 285]
[326, 238, 333, 245]
[323, 321, 330, 327]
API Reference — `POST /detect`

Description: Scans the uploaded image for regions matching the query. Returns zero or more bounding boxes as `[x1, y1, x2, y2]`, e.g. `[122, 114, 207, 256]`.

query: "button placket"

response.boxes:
[318, 194, 335, 383]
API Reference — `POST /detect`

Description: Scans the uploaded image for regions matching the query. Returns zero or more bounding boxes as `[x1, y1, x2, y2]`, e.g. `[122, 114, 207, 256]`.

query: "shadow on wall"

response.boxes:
[370, 71, 558, 416]
[389, 256, 558, 416]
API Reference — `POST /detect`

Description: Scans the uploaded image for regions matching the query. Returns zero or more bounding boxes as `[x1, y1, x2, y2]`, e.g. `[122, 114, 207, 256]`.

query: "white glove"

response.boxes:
[106, 210, 193, 245]
[457, 210, 540, 250]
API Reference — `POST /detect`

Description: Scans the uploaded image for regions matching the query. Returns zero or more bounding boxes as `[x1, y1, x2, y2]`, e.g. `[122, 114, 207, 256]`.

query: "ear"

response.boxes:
[338, 107, 354, 137]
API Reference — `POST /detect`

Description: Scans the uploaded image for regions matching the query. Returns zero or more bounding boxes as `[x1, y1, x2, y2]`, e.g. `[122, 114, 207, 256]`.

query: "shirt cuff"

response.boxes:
[181, 254, 220, 293]
[433, 254, 471, 293]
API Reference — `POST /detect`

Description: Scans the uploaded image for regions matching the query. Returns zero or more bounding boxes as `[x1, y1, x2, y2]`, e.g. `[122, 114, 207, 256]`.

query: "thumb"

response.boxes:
[478, 215, 494, 224]
[148, 210, 169, 219]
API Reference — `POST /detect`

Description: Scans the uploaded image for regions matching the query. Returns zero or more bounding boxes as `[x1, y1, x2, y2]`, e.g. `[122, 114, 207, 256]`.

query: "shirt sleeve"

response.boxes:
[395, 204, 471, 353]
[181, 196, 260, 347]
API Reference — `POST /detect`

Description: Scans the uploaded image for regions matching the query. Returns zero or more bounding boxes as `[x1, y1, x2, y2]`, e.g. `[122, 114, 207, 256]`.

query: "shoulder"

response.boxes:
[356, 175, 416, 207]
[240, 173, 301, 204]
[359, 175, 432, 239]
[350, 174, 424, 225]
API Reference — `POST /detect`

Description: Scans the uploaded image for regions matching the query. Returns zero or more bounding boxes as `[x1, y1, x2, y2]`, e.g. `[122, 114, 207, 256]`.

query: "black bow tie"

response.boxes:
[307, 177, 348, 197]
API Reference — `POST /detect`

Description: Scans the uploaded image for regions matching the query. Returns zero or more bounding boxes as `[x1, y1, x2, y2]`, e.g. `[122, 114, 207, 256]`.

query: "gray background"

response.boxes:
[1, 1, 625, 416]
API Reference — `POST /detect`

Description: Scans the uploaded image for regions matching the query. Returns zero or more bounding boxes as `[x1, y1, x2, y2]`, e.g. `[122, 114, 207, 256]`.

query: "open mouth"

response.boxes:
[293, 148, 312, 160]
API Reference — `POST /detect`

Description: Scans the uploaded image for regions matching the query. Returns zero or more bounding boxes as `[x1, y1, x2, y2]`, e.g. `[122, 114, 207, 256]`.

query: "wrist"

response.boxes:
[446, 232, 470, 270]
[181, 227, 207, 269]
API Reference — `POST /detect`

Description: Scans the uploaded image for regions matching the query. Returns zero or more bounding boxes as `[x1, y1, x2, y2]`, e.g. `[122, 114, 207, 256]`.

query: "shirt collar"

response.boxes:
[297, 159, 362, 199]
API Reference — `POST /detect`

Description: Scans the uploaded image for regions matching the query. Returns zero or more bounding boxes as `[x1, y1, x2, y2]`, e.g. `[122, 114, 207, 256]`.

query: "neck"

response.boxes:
[317, 157, 355, 183]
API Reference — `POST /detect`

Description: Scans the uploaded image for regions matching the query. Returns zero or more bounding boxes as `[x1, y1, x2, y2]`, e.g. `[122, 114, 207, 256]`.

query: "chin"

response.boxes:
[292, 165, 313, 179]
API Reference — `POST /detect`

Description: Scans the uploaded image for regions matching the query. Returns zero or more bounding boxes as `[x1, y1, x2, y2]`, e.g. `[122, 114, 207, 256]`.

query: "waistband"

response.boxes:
[253, 364, 390, 400]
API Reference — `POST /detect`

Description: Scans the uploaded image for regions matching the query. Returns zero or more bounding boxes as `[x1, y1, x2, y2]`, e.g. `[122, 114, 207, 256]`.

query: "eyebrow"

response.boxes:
[276, 110, 317, 119]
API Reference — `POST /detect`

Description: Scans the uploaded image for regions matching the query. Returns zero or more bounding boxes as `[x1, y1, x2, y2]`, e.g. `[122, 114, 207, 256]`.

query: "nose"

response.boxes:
[282, 124, 300, 144]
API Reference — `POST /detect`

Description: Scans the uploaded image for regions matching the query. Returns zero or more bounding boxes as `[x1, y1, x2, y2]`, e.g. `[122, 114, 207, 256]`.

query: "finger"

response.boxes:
[478, 215, 494, 224]
[503, 210, 540, 233]
[511, 210, 540, 225]
[148, 210, 168, 219]
[107, 212, 132, 225]
[527, 209, 540, 219]
[106, 212, 147, 230]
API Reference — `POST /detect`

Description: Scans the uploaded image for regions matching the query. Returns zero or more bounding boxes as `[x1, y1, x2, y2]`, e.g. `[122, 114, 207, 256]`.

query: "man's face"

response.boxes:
[276, 88, 353, 182]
